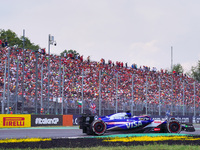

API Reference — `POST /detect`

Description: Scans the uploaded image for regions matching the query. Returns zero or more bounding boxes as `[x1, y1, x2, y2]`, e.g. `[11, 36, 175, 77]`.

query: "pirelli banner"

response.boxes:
[0, 114, 31, 128]
[31, 115, 63, 126]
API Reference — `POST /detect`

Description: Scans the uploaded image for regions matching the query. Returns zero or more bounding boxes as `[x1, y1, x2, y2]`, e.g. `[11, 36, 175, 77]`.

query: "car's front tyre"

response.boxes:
[167, 119, 182, 133]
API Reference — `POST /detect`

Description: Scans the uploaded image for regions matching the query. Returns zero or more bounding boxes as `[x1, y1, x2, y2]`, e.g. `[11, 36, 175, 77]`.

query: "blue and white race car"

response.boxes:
[79, 111, 195, 135]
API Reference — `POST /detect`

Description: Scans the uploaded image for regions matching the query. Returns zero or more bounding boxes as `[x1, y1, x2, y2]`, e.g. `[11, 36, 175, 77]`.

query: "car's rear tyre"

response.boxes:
[167, 119, 182, 133]
[92, 120, 106, 135]
[86, 126, 93, 135]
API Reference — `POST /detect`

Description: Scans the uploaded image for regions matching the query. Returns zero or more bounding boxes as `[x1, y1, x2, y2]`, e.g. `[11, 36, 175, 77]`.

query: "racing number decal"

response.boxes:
[126, 121, 142, 129]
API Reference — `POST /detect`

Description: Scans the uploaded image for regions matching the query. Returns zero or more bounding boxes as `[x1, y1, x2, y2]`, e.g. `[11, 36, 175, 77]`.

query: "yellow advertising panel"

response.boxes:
[0, 114, 31, 128]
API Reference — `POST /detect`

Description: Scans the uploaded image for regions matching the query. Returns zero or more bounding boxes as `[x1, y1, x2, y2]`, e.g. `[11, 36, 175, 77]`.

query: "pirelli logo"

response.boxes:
[3, 117, 25, 127]
[0, 115, 31, 128]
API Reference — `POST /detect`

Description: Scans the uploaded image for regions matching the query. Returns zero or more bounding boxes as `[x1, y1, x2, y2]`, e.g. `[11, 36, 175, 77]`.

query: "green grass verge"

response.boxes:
[5, 144, 200, 150]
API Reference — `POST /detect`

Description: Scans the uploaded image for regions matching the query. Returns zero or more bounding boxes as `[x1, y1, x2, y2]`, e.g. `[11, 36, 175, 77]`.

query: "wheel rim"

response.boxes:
[169, 122, 180, 133]
[94, 122, 105, 134]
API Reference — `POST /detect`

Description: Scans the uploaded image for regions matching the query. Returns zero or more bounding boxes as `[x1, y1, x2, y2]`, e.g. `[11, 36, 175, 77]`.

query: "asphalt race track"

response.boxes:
[1, 124, 200, 139]
[1, 125, 200, 149]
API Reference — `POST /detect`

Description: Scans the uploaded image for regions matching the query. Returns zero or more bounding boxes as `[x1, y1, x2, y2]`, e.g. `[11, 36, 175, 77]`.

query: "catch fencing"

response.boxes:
[0, 47, 200, 119]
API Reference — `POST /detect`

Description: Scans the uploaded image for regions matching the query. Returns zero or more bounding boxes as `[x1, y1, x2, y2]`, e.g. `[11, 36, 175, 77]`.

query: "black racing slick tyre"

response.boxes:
[86, 126, 94, 135]
[92, 120, 107, 135]
[167, 119, 182, 133]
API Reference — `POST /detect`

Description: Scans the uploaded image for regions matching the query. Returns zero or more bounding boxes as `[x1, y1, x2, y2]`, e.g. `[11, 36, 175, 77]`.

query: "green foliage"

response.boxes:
[191, 60, 200, 82]
[60, 49, 80, 57]
[172, 63, 184, 74]
[0, 29, 40, 50]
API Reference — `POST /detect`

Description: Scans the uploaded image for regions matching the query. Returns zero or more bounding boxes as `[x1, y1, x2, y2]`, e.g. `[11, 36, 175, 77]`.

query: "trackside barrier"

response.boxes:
[193, 117, 200, 124]
[151, 116, 192, 123]
[73, 115, 81, 125]
[0, 114, 31, 128]
[72, 114, 99, 125]
[63, 115, 73, 126]
[31, 115, 63, 127]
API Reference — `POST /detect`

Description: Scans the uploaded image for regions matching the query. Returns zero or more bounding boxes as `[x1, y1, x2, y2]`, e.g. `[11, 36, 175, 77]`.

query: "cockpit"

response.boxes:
[138, 115, 151, 121]
[108, 112, 131, 120]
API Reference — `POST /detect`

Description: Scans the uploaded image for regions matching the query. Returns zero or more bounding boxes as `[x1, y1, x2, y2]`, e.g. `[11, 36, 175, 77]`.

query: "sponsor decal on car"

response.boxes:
[154, 128, 161, 131]
[126, 121, 142, 129]
[153, 120, 162, 123]
[106, 122, 131, 125]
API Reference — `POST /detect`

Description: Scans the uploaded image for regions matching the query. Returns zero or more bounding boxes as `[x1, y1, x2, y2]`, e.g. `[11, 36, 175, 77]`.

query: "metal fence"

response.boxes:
[0, 47, 200, 117]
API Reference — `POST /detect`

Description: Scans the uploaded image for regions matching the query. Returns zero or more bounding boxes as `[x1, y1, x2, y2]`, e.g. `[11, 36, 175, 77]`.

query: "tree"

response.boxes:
[191, 60, 200, 82]
[60, 49, 80, 58]
[60, 49, 68, 57]
[20, 37, 40, 50]
[0, 29, 40, 50]
[172, 63, 184, 74]
[0, 29, 20, 46]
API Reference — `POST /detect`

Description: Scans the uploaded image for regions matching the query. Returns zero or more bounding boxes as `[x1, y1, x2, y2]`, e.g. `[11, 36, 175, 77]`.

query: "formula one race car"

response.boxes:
[79, 112, 195, 135]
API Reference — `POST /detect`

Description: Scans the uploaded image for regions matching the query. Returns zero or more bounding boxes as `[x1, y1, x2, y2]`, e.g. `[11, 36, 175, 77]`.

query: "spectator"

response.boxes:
[2, 39, 5, 48]
[5, 40, 8, 47]
[0, 45, 199, 112]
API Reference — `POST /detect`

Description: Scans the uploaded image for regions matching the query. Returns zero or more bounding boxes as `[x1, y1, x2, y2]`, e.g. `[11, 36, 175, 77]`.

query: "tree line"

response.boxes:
[0, 29, 39, 50]
[172, 62, 200, 82]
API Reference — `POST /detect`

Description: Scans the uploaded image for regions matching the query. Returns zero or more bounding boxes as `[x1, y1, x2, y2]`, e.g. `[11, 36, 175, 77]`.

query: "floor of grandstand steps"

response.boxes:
[0, 124, 200, 139]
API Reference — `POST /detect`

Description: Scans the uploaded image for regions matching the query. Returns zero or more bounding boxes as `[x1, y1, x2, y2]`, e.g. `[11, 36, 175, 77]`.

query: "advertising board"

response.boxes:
[63, 115, 73, 126]
[72, 115, 98, 125]
[151, 115, 192, 123]
[0, 114, 31, 128]
[73, 115, 81, 125]
[31, 115, 63, 126]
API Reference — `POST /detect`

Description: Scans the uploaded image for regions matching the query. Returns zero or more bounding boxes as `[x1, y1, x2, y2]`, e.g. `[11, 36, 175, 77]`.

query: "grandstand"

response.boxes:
[0, 46, 200, 116]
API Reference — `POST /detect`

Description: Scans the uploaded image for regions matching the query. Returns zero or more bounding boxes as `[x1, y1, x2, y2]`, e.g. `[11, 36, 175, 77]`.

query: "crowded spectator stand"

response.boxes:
[0, 45, 200, 116]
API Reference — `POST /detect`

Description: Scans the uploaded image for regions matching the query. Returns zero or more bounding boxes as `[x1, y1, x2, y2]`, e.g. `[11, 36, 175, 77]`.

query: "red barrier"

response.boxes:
[63, 115, 73, 126]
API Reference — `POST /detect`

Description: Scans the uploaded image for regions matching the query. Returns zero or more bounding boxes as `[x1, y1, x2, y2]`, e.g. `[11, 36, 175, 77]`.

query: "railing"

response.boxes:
[0, 47, 199, 117]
